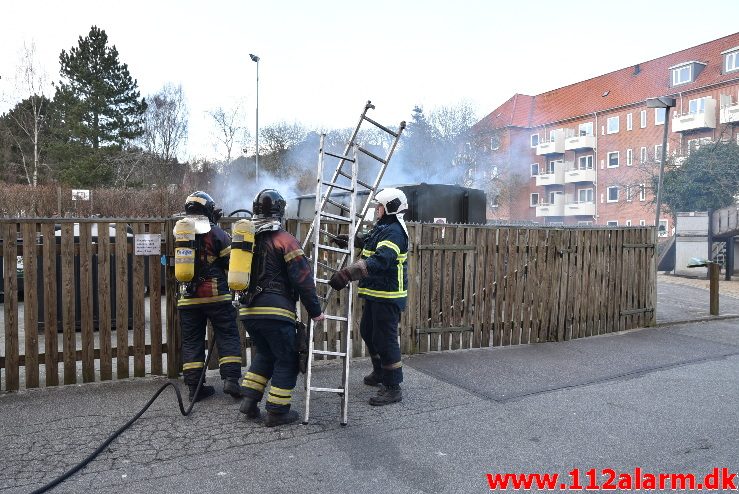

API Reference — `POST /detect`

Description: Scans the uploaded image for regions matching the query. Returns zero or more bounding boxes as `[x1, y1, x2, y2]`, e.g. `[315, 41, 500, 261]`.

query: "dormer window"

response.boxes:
[669, 61, 706, 86]
[722, 46, 739, 73]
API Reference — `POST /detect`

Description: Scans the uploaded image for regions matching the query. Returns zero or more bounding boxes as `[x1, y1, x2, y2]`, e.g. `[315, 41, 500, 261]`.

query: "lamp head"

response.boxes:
[249, 54, 260, 62]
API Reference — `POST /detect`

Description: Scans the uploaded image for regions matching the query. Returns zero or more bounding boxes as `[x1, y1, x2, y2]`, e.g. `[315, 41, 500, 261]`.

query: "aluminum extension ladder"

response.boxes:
[302, 101, 406, 425]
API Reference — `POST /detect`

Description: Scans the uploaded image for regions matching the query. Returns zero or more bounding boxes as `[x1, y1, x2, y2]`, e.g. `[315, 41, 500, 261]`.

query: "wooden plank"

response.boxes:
[97, 222, 112, 380]
[429, 225, 443, 352]
[41, 222, 59, 386]
[647, 227, 658, 326]
[575, 230, 589, 339]
[514, 229, 529, 345]
[149, 222, 163, 375]
[79, 222, 95, 383]
[164, 218, 180, 377]
[133, 223, 146, 377]
[598, 230, 610, 335]
[493, 228, 506, 346]
[556, 229, 570, 342]
[617, 229, 628, 332]
[608, 230, 621, 333]
[481, 228, 495, 347]
[440, 224, 454, 351]
[416, 326, 473, 334]
[21, 223, 40, 388]
[3, 224, 20, 391]
[569, 230, 582, 339]
[586, 230, 599, 337]
[471, 226, 486, 348]
[520, 229, 534, 345]
[1, 342, 171, 367]
[502, 228, 517, 346]
[61, 223, 76, 385]
[527, 230, 541, 343]
[623, 229, 634, 330]
[461, 227, 475, 349]
[550, 230, 565, 341]
[401, 223, 416, 354]
[419, 225, 431, 353]
[116, 221, 129, 378]
[535, 230, 552, 342]
[564, 229, 577, 340]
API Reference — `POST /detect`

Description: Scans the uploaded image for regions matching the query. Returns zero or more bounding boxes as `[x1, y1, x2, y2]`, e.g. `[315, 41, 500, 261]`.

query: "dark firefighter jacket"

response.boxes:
[358, 215, 409, 310]
[238, 228, 321, 323]
[177, 224, 233, 308]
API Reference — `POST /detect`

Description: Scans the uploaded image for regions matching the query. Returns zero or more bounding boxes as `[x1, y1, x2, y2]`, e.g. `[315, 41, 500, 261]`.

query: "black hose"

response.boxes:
[31, 338, 218, 494]
[228, 209, 253, 217]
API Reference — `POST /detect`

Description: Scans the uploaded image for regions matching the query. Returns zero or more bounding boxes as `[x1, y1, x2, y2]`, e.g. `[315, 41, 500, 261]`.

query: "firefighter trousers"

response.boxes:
[179, 302, 242, 386]
[240, 319, 298, 414]
[359, 299, 403, 386]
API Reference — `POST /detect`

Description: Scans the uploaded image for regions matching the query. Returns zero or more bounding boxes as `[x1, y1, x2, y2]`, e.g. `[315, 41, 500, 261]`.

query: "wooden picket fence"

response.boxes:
[0, 218, 655, 391]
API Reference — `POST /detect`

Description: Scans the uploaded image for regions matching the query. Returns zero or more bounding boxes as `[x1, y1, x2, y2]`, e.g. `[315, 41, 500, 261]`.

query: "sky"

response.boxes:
[1, 0, 738, 161]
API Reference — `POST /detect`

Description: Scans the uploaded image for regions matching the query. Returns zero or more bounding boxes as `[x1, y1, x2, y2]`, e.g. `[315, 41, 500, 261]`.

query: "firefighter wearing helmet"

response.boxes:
[238, 189, 324, 427]
[175, 191, 243, 402]
[329, 187, 409, 406]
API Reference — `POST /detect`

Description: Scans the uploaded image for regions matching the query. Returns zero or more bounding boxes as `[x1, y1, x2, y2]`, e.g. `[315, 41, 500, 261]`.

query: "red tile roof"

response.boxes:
[474, 32, 739, 132]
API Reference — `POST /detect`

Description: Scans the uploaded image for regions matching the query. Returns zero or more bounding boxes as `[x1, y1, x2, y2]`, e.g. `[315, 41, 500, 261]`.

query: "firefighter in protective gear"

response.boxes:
[238, 189, 324, 427]
[329, 187, 408, 406]
[178, 191, 243, 402]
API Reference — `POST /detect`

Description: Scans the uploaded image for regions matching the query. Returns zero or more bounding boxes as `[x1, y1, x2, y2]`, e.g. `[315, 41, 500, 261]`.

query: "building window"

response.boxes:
[607, 186, 619, 202]
[672, 64, 692, 85]
[549, 191, 562, 204]
[606, 220, 619, 227]
[625, 220, 632, 226]
[607, 116, 619, 134]
[639, 219, 646, 226]
[530, 193, 539, 207]
[655, 144, 663, 163]
[626, 185, 633, 202]
[655, 108, 666, 125]
[578, 221, 593, 226]
[578, 188, 593, 203]
[689, 97, 707, 114]
[726, 50, 739, 73]
[659, 219, 669, 237]
[578, 155, 593, 170]
[626, 113, 633, 131]
[640, 110, 647, 128]
[639, 184, 646, 201]
[640, 146, 647, 163]
[490, 135, 501, 151]
[530, 163, 539, 176]
[578, 122, 593, 136]
[531, 134, 539, 147]
[607, 151, 619, 168]
[626, 148, 633, 166]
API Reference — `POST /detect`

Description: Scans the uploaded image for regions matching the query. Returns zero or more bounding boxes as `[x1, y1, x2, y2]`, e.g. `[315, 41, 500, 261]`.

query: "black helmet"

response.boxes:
[253, 189, 286, 220]
[185, 191, 217, 222]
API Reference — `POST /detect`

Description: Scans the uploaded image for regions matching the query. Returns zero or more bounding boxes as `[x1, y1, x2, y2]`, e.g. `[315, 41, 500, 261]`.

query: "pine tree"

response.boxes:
[51, 26, 146, 185]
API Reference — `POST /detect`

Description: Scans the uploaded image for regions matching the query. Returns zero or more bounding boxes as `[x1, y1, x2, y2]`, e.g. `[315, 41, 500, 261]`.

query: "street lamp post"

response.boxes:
[249, 53, 260, 188]
[645, 96, 676, 230]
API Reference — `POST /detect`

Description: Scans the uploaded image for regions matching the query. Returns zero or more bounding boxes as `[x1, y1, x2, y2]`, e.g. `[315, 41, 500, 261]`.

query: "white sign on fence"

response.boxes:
[72, 189, 90, 201]
[134, 234, 162, 256]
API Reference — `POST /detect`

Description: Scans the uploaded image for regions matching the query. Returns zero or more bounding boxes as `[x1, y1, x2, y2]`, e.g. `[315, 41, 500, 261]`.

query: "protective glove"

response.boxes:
[328, 260, 368, 290]
[312, 313, 325, 322]
[330, 234, 349, 249]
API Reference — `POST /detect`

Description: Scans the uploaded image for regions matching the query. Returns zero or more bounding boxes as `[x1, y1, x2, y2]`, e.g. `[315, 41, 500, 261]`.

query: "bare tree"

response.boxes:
[143, 83, 189, 164]
[5, 42, 51, 186]
[429, 100, 478, 146]
[209, 102, 249, 165]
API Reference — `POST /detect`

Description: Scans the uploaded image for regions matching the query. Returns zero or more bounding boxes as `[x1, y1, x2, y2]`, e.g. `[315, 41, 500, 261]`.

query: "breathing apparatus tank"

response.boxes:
[228, 219, 256, 292]
[173, 217, 197, 284]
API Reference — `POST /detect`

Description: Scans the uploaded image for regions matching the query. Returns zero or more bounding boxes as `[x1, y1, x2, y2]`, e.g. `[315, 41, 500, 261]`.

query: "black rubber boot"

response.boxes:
[369, 385, 402, 406]
[188, 384, 215, 403]
[239, 397, 261, 419]
[264, 410, 299, 427]
[223, 378, 241, 398]
[363, 371, 382, 387]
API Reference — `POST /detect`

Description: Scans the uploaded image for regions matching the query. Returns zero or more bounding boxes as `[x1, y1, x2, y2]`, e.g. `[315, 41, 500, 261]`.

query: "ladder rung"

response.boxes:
[325, 151, 355, 162]
[324, 314, 349, 322]
[357, 178, 374, 190]
[317, 243, 350, 254]
[309, 387, 345, 394]
[326, 198, 350, 212]
[337, 168, 351, 179]
[312, 350, 347, 357]
[324, 181, 353, 192]
[358, 146, 387, 164]
[320, 211, 352, 223]
[362, 115, 399, 138]
[316, 261, 339, 272]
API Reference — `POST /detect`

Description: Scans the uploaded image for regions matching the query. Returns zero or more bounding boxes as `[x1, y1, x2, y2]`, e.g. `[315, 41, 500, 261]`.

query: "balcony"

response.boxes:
[719, 94, 739, 124]
[535, 161, 565, 186]
[564, 166, 595, 183]
[564, 133, 596, 151]
[672, 98, 717, 132]
[535, 195, 565, 217]
[564, 201, 595, 216]
[536, 129, 566, 155]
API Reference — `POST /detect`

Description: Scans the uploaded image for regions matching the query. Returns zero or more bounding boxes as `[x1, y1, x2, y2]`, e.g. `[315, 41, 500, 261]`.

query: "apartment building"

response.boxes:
[469, 32, 739, 233]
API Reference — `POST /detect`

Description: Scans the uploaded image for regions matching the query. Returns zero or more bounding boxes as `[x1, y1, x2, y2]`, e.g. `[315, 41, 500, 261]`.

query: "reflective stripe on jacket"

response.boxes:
[358, 216, 408, 310]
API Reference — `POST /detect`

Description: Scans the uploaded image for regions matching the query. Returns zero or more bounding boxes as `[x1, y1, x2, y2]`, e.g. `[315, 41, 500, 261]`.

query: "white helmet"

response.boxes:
[373, 188, 409, 238]
[374, 188, 408, 215]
